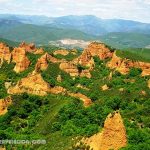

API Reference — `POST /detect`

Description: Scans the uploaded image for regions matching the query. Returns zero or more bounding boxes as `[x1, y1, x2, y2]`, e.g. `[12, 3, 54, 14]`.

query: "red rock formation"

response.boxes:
[59, 61, 79, 77]
[67, 92, 92, 107]
[76, 84, 89, 91]
[0, 42, 11, 67]
[59, 61, 91, 78]
[0, 96, 12, 116]
[84, 111, 127, 150]
[57, 75, 62, 82]
[138, 62, 150, 76]
[86, 42, 113, 60]
[19, 42, 36, 53]
[74, 48, 95, 70]
[49, 86, 66, 94]
[19, 42, 44, 54]
[0, 147, 6, 150]
[8, 72, 50, 96]
[101, 84, 109, 91]
[107, 51, 150, 76]
[11, 47, 30, 73]
[34, 48, 44, 55]
[35, 53, 49, 72]
[107, 52, 130, 75]
[70, 49, 78, 55]
[47, 54, 64, 63]
[148, 80, 150, 88]
[53, 49, 69, 56]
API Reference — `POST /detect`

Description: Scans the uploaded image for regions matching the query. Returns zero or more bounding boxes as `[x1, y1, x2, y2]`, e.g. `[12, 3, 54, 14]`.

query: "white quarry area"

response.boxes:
[59, 39, 90, 45]
[49, 39, 96, 49]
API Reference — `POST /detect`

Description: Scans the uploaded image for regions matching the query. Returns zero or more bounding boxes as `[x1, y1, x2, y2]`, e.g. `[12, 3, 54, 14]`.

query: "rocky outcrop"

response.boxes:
[47, 53, 64, 63]
[59, 61, 79, 77]
[67, 92, 92, 107]
[108, 72, 113, 80]
[0, 96, 12, 116]
[57, 75, 62, 82]
[85, 42, 113, 60]
[11, 47, 30, 73]
[53, 49, 69, 56]
[0, 42, 11, 67]
[107, 51, 150, 76]
[119, 88, 124, 92]
[0, 147, 6, 150]
[20, 42, 44, 54]
[19, 42, 36, 53]
[49, 86, 66, 94]
[101, 84, 109, 91]
[80, 69, 91, 78]
[59, 61, 91, 78]
[34, 48, 44, 55]
[107, 52, 130, 75]
[76, 84, 89, 90]
[140, 90, 146, 96]
[7, 71, 91, 106]
[74, 48, 95, 70]
[84, 111, 127, 150]
[35, 53, 49, 72]
[138, 62, 150, 76]
[8, 72, 50, 96]
[70, 49, 78, 55]
[148, 80, 150, 88]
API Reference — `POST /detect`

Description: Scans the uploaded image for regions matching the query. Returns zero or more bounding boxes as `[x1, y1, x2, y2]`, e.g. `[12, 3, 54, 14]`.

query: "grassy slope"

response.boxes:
[116, 49, 150, 63]
[0, 24, 98, 44]
[0, 38, 19, 47]
[100, 32, 150, 49]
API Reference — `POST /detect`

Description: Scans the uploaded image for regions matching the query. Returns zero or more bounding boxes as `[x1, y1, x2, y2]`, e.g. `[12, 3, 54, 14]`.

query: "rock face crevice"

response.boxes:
[11, 47, 30, 73]
[73, 48, 95, 69]
[0, 43, 11, 67]
[35, 53, 49, 72]
[84, 111, 127, 150]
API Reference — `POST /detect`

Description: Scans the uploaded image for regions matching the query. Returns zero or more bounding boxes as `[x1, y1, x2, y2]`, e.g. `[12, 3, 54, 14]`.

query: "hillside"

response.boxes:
[100, 32, 150, 49]
[0, 41, 150, 150]
[0, 38, 19, 47]
[0, 24, 97, 45]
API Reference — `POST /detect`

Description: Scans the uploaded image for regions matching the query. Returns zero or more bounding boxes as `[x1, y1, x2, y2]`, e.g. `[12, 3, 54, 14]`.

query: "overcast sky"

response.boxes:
[0, 0, 150, 23]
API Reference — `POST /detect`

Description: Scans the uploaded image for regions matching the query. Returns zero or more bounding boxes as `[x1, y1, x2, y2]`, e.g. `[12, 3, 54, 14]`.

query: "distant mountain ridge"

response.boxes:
[0, 14, 150, 48]
[1, 14, 150, 35]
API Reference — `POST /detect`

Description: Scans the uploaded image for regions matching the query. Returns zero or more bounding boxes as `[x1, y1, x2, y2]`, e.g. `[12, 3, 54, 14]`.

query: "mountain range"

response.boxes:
[0, 14, 150, 48]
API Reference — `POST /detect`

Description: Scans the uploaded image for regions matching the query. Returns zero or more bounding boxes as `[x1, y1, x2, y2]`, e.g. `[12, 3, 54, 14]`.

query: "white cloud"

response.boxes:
[0, 0, 150, 23]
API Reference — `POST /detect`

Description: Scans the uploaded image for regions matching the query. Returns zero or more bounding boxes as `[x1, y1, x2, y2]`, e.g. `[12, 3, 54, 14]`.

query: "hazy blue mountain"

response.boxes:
[0, 14, 150, 48]
[0, 14, 54, 25]
[1, 14, 150, 35]
[0, 18, 22, 32]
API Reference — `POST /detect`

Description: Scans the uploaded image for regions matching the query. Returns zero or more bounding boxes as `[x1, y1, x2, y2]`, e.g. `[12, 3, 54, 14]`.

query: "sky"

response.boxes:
[0, 0, 150, 23]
